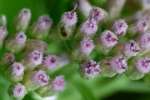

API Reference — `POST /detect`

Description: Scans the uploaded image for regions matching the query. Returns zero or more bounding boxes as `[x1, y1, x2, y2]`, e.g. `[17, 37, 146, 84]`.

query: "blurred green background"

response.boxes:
[0, 0, 150, 100]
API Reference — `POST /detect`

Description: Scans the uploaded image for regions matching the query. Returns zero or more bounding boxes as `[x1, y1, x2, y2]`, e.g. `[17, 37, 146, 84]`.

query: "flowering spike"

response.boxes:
[51, 75, 65, 92]
[16, 8, 31, 31]
[110, 55, 128, 74]
[81, 60, 101, 78]
[100, 30, 118, 48]
[80, 37, 95, 56]
[32, 70, 49, 86]
[81, 18, 98, 36]
[112, 19, 128, 36]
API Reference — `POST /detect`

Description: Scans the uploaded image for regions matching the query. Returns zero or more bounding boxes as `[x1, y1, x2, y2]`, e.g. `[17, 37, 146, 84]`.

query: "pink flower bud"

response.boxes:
[81, 18, 98, 36]
[80, 37, 95, 56]
[112, 19, 128, 36]
[0, 26, 7, 41]
[89, 7, 107, 23]
[0, 15, 7, 26]
[61, 11, 77, 27]
[136, 57, 150, 74]
[110, 55, 127, 74]
[11, 62, 24, 77]
[16, 8, 31, 31]
[81, 60, 101, 78]
[12, 83, 26, 99]
[32, 70, 49, 86]
[15, 32, 27, 44]
[3, 52, 15, 64]
[51, 75, 65, 92]
[136, 18, 148, 33]
[28, 50, 43, 67]
[42, 55, 58, 70]
[124, 40, 141, 58]
[33, 15, 52, 35]
[139, 32, 150, 50]
[100, 30, 118, 48]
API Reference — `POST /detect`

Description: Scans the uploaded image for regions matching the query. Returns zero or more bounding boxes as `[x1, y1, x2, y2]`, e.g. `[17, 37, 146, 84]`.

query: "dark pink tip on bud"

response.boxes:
[51, 75, 65, 92]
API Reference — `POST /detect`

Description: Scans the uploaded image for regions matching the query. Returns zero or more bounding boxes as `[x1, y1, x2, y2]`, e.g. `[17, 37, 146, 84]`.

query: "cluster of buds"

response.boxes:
[0, 8, 68, 99]
[1, 0, 150, 99]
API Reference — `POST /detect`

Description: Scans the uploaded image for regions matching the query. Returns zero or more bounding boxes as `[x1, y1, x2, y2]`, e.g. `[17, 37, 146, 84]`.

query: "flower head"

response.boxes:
[28, 50, 43, 66]
[51, 75, 65, 92]
[61, 11, 77, 27]
[80, 37, 95, 56]
[136, 57, 150, 74]
[12, 83, 26, 99]
[42, 55, 58, 69]
[89, 7, 106, 22]
[112, 19, 128, 36]
[100, 30, 118, 48]
[11, 62, 24, 76]
[81, 18, 98, 36]
[140, 32, 150, 50]
[32, 70, 49, 86]
[124, 40, 141, 57]
[81, 60, 101, 78]
[110, 55, 127, 74]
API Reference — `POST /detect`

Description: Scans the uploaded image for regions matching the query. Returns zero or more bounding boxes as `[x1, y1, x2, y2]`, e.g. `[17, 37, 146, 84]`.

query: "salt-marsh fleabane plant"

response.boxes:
[0, 0, 150, 99]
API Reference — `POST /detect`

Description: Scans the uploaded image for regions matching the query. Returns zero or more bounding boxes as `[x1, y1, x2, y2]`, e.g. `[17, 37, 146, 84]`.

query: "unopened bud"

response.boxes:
[16, 8, 31, 31]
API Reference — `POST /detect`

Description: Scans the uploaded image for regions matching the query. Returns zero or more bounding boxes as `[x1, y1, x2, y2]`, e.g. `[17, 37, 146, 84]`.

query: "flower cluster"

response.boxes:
[0, 0, 150, 99]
